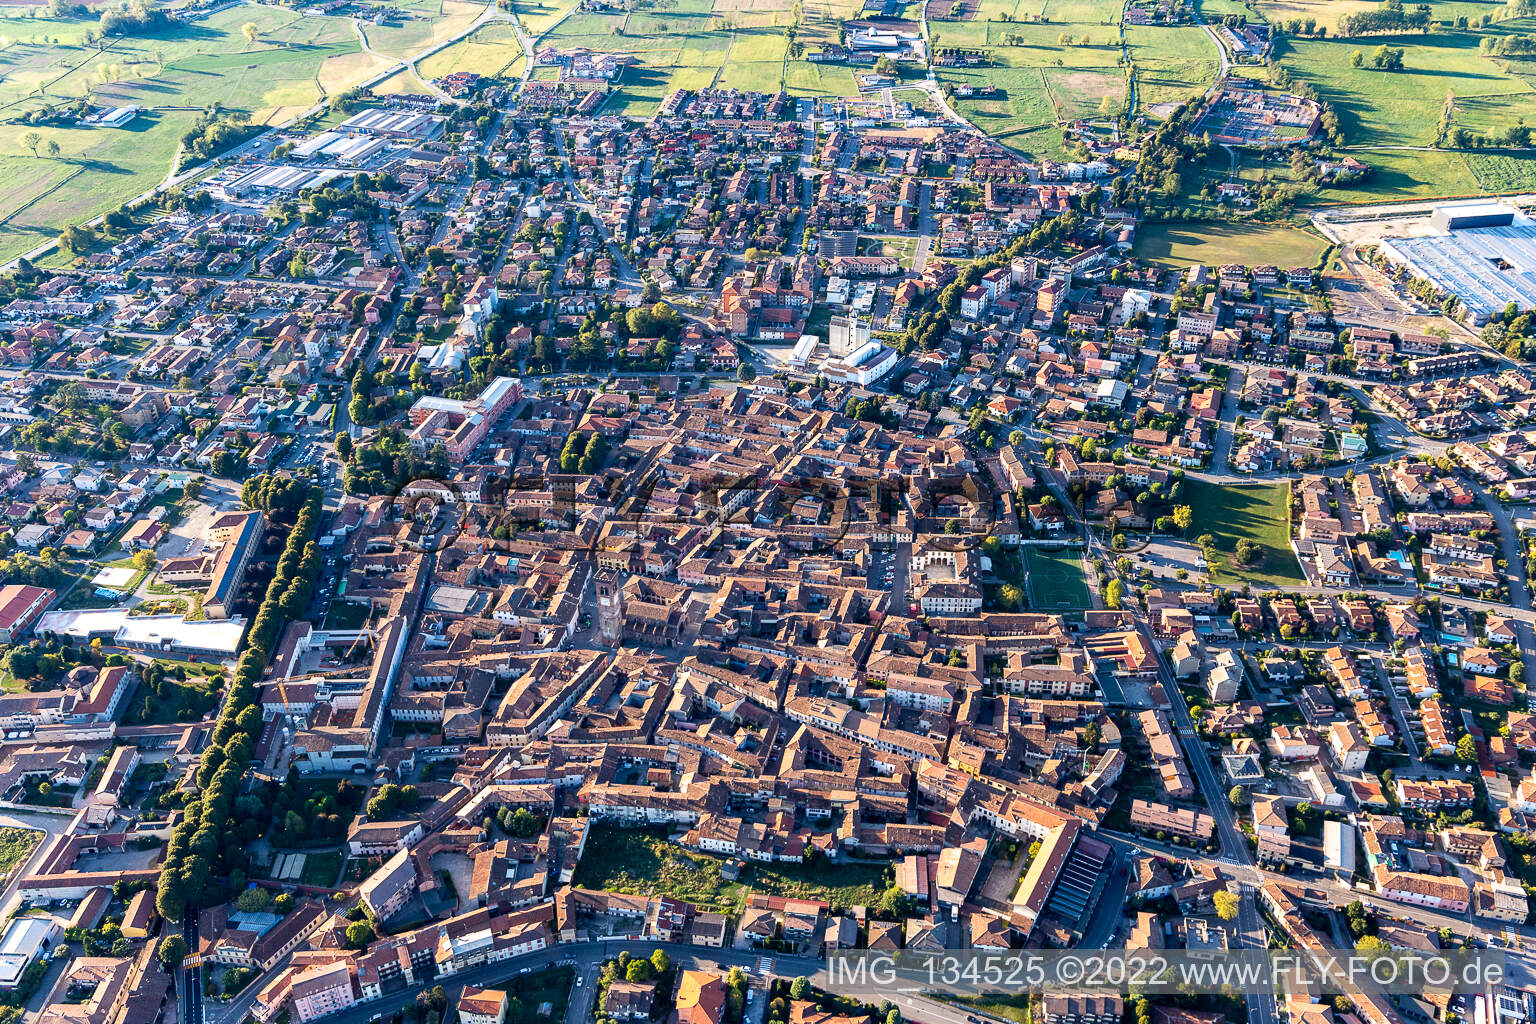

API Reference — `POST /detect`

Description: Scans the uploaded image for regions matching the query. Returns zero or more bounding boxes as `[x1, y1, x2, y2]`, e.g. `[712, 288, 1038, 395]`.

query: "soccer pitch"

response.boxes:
[1023, 545, 1091, 610]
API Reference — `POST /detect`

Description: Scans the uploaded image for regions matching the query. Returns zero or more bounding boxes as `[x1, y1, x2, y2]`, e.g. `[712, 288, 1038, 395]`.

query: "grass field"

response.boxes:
[1133, 220, 1326, 268]
[1186, 478, 1305, 588]
[572, 825, 888, 913]
[0, 1, 391, 263]
[359, 0, 485, 61]
[0, 828, 40, 878]
[1023, 546, 1091, 609]
[931, 0, 1216, 149]
[1266, 20, 1536, 199]
[1125, 24, 1219, 116]
[418, 21, 524, 80]
[492, 967, 574, 1022]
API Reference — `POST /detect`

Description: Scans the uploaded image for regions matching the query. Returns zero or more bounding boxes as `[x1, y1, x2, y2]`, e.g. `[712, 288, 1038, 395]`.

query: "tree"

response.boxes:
[345, 921, 375, 948]
[235, 887, 271, 913]
[335, 432, 353, 461]
[737, 362, 756, 382]
[625, 959, 654, 983]
[1229, 785, 1247, 807]
[157, 934, 187, 970]
[241, 21, 258, 48]
[1456, 734, 1478, 763]
[1351, 49, 1364, 66]
[650, 949, 670, 976]
[1171, 505, 1193, 532]
[44, 138, 59, 158]
[1104, 578, 1125, 609]
[876, 884, 910, 920]
[790, 977, 811, 1001]
[1212, 889, 1239, 921]
[20, 131, 40, 158]
[1083, 721, 1101, 749]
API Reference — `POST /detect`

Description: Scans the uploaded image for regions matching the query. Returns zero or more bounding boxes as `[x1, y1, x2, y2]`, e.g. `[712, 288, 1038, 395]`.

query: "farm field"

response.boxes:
[418, 20, 525, 80]
[1261, 20, 1536, 199]
[504, 0, 582, 36]
[0, 1, 397, 264]
[547, 0, 869, 109]
[359, 0, 487, 62]
[933, 0, 1214, 150]
[1185, 478, 1304, 589]
[1133, 219, 1325, 268]
[1125, 24, 1219, 117]
[1023, 545, 1092, 610]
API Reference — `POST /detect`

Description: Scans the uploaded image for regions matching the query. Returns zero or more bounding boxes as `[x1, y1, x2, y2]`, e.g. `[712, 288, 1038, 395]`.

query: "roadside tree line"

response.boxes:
[155, 484, 324, 922]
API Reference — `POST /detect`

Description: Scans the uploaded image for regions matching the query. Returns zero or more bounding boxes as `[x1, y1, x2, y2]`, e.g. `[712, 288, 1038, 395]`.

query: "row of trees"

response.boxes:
[1336, 0, 1432, 37]
[155, 487, 324, 921]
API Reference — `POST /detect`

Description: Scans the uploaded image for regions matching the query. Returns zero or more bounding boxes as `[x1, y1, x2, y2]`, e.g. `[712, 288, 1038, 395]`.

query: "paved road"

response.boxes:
[1136, 614, 1253, 867]
[1236, 885, 1278, 1024]
[292, 939, 980, 1024]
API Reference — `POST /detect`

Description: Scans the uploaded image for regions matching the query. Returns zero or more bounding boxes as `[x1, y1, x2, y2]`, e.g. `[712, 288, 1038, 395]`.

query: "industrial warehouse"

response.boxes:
[1379, 201, 1536, 323]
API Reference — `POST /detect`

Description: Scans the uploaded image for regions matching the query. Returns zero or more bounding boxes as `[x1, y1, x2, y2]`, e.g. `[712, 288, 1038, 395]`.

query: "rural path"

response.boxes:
[1198, 20, 1230, 85]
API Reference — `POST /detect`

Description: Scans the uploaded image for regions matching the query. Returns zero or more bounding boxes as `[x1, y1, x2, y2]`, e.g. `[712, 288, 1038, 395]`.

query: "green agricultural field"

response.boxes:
[1133, 220, 1326, 268]
[1262, 21, 1536, 200]
[1125, 25, 1219, 116]
[933, 0, 1214, 148]
[538, 0, 822, 112]
[1186, 478, 1305, 588]
[504, 0, 582, 36]
[1023, 545, 1092, 609]
[1281, 31, 1536, 150]
[418, 21, 525, 80]
[0, 1, 389, 264]
[359, 0, 486, 62]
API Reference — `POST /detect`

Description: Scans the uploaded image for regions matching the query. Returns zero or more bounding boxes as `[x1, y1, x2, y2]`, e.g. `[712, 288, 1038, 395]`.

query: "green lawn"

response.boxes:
[572, 825, 889, 913]
[1023, 546, 1092, 609]
[1133, 221, 1327, 269]
[1186, 478, 1305, 588]
[300, 850, 345, 887]
[493, 967, 574, 1022]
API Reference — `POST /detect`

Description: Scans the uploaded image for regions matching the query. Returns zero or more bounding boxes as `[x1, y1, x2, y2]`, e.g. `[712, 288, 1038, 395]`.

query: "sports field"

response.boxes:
[1024, 546, 1091, 609]
[1133, 221, 1326, 269]
[1185, 479, 1304, 589]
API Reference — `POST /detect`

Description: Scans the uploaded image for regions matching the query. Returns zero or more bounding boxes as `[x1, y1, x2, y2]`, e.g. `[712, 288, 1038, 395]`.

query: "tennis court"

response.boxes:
[1023, 546, 1091, 609]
